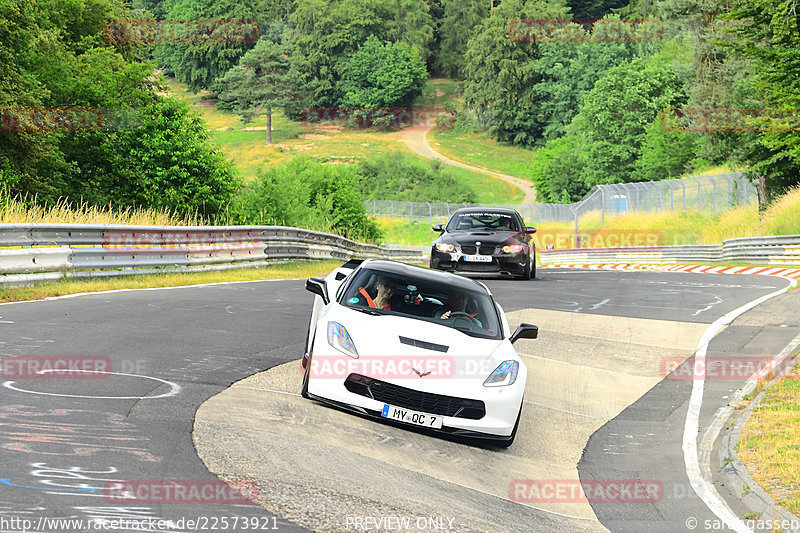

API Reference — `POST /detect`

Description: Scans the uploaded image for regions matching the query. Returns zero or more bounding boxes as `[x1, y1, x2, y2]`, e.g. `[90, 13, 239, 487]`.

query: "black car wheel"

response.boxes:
[519, 254, 532, 280]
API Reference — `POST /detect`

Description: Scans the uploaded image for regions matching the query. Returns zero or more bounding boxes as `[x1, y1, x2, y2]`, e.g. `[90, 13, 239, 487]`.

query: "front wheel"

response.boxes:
[519, 255, 532, 280]
[301, 353, 311, 399]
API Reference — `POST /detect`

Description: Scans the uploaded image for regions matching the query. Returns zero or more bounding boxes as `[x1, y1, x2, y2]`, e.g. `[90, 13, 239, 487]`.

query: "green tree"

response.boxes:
[233, 156, 381, 240]
[435, 0, 488, 79]
[290, 0, 434, 108]
[216, 36, 296, 144]
[462, 0, 571, 146]
[340, 36, 427, 108]
[724, 0, 800, 203]
[530, 133, 589, 201]
[578, 55, 688, 186]
[59, 97, 238, 217]
[155, 0, 260, 92]
[635, 118, 698, 181]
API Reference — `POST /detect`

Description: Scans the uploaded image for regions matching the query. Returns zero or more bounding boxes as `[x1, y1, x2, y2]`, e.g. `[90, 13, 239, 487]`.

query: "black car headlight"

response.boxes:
[502, 244, 524, 253]
[435, 243, 455, 252]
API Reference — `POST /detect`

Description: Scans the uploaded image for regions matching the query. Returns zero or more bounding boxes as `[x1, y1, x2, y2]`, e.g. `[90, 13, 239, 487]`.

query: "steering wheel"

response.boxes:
[447, 311, 476, 321]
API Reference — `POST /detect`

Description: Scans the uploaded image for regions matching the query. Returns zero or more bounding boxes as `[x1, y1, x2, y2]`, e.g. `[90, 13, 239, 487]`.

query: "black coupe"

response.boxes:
[429, 208, 537, 280]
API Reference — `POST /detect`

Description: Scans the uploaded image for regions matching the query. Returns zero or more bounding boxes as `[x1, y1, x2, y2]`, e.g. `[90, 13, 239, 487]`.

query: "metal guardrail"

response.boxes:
[540, 235, 800, 265]
[0, 224, 428, 286]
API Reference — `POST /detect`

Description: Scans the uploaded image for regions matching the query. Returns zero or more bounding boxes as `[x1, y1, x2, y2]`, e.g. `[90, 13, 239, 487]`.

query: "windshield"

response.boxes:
[446, 212, 519, 232]
[340, 268, 501, 339]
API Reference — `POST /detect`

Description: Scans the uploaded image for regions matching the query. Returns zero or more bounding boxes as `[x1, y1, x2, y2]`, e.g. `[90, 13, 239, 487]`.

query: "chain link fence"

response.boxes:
[365, 172, 754, 226]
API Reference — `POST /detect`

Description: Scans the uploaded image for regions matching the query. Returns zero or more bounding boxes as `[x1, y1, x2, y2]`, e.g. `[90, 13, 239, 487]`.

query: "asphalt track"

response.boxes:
[0, 269, 797, 533]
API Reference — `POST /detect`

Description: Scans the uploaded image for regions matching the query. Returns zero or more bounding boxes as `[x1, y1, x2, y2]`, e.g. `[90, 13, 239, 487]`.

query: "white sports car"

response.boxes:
[301, 259, 538, 447]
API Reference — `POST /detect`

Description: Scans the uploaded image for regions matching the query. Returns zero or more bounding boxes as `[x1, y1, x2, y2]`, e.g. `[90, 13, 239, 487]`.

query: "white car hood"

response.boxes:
[319, 305, 505, 378]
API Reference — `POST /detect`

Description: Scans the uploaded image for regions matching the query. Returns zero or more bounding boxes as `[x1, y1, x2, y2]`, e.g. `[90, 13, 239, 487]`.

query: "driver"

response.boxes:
[436, 290, 483, 327]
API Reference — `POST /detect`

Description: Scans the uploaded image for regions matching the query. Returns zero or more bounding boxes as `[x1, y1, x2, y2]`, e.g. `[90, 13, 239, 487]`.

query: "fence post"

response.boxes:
[723, 174, 732, 207]
[600, 186, 605, 227]
[710, 175, 717, 213]
[680, 179, 686, 211]
[691, 176, 701, 210]
[391, 201, 394, 218]
[670, 180, 675, 211]
[572, 206, 579, 248]
[427, 202, 432, 224]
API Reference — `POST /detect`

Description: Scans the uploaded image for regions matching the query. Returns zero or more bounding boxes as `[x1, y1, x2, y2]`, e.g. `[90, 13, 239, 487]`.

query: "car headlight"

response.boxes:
[435, 243, 455, 252]
[327, 321, 358, 358]
[502, 244, 524, 253]
[484, 360, 519, 387]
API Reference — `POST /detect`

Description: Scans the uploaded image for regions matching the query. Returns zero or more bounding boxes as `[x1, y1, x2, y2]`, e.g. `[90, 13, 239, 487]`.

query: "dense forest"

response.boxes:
[1, 0, 799, 235]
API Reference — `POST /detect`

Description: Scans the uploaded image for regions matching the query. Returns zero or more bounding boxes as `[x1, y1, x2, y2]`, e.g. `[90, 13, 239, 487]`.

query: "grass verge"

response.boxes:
[737, 359, 800, 516]
[429, 129, 538, 181]
[0, 261, 341, 304]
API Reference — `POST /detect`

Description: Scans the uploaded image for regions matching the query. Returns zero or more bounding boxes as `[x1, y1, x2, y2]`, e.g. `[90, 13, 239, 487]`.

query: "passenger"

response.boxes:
[358, 276, 394, 310]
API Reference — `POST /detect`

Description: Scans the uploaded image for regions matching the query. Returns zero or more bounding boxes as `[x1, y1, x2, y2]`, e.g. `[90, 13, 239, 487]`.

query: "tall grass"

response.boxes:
[0, 194, 205, 226]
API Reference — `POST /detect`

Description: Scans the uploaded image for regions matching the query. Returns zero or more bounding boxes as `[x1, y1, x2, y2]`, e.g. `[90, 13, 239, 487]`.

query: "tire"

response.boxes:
[496, 403, 522, 448]
[301, 319, 313, 399]
[301, 352, 311, 399]
[519, 254, 532, 280]
[531, 254, 536, 279]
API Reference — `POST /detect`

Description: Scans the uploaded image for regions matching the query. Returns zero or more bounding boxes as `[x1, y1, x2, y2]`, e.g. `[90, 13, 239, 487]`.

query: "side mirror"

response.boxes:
[305, 277, 330, 305]
[510, 323, 538, 344]
[525, 227, 537, 234]
[432, 224, 444, 232]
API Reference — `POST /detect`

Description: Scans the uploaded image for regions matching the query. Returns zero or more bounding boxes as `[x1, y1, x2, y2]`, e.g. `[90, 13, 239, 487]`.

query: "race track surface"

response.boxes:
[0, 269, 796, 533]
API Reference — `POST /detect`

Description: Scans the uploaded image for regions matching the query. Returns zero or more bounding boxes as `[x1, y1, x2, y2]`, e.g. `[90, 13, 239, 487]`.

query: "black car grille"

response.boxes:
[459, 245, 495, 255]
[344, 374, 486, 420]
[457, 262, 500, 272]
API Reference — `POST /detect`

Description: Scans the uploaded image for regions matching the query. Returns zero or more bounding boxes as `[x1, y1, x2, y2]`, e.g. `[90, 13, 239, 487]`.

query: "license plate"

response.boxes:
[381, 404, 443, 428]
[463, 254, 492, 262]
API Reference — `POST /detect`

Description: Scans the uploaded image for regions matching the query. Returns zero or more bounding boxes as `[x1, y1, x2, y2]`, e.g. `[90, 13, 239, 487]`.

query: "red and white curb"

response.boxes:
[541, 263, 800, 280]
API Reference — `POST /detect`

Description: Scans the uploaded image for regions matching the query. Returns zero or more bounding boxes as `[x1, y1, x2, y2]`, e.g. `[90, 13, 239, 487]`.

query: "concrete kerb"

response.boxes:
[717, 346, 800, 531]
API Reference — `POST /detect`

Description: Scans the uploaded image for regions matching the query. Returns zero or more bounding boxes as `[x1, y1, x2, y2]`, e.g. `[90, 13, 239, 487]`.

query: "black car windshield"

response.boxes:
[446, 212, 519, 232]
[340, 268, 501, 339]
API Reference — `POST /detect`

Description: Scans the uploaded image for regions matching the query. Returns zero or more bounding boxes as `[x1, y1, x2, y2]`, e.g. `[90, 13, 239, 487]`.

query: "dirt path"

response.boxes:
[400, 126, 537, 204]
